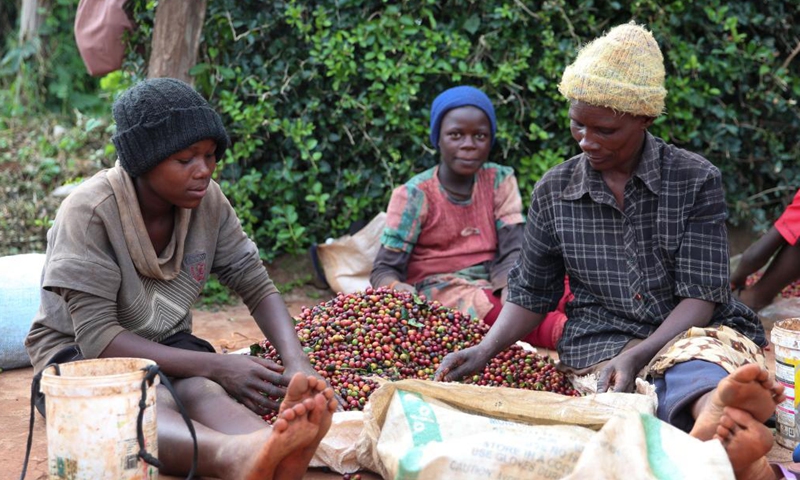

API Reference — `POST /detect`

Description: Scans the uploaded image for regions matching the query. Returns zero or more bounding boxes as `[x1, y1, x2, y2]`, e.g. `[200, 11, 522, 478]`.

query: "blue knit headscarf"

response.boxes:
[429, 85, 497, 149]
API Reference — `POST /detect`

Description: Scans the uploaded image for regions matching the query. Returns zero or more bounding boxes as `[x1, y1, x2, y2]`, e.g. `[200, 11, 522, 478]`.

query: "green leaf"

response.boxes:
[408, 318, 424, 328]
[189, 63, 211, 76]
[463, 14, 480, 34]
[218, 66, 236, 79]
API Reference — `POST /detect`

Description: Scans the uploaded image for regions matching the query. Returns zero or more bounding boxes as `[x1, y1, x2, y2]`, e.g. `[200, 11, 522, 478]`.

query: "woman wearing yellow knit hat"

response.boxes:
[438, 22, 786, 479]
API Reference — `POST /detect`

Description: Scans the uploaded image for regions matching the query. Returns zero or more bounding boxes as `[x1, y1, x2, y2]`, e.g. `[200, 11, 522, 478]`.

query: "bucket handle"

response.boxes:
[20, 363, 198, 480]
[137, 364, 198, 478]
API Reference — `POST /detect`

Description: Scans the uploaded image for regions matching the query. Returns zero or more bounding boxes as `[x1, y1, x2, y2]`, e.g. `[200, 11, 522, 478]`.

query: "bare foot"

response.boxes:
[212, 373, 322, 480]
[273, 390, 337, 480]
[255, 372, 337, 479]
[273, 373, 337, 479]
[690, 364, 784, 441]
[214, 374, 337, 480]
[279, 373, 327, 413]
[713, 407, 778, 480]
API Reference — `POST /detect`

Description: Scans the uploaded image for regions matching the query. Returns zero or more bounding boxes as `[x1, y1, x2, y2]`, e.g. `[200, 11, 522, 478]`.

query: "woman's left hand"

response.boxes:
[596, 353, 641, 393]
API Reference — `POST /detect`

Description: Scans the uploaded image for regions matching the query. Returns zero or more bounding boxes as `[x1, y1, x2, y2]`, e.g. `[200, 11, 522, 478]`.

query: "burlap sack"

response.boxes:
[310, 410, 364, 474]
[316, 213, 385, 294]
[355, 379, 734, 480]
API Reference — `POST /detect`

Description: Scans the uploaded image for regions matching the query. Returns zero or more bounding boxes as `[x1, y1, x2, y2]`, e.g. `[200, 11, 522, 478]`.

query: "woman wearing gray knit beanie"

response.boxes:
[438, 23, 783, 479]
[26, 77, 336, 478]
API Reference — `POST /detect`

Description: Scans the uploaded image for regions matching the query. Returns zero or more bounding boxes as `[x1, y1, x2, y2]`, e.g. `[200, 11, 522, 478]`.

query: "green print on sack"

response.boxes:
[642, 413, 684, 480]
[395, 391, 443, 480]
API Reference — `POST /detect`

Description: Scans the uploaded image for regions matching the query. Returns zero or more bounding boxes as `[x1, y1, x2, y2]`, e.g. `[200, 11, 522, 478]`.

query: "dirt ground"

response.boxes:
[3, 250, 799, 479]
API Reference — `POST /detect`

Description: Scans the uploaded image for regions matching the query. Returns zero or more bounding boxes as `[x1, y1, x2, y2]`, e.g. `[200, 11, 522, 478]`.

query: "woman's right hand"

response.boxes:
[434, 345, 490, 382]
[211, 354, 289, 415]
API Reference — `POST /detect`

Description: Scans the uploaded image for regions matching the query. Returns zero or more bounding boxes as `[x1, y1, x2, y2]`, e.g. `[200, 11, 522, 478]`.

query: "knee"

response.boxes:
[157, 385, 179, 410]
[156, 377, 229, 412]
[172, 376, 227, 400]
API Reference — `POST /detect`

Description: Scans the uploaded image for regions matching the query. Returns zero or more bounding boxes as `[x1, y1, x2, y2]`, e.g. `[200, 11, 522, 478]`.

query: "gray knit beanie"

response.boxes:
[111, 78, 229, 177]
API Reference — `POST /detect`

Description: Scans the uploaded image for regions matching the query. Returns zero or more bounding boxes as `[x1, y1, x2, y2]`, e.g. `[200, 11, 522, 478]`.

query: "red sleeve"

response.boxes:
[775, 189, 800, 246]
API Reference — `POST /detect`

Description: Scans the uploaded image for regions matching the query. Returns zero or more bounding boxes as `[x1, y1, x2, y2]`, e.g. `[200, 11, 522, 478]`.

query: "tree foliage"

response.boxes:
[3, 0, 799, 259]
[0, 0, 105, 119]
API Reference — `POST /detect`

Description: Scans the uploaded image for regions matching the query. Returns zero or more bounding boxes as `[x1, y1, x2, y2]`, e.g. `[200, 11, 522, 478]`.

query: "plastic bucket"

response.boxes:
[772, 318, 800, 449]
[40, 357, 159, 479]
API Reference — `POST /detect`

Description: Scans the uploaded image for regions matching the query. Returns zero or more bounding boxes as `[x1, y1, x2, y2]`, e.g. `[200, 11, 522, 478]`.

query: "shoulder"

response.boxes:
[480, 162, 517, 187]
[46, 171, 119, 261]
[201, 179, 228, 207]
[403, 166, 437, 190]
[656, 137, 720, 180]
[533, 154, 582, 197]
[57, 169, 117, 216]
[392, 166, 436, 200]
[482, 162, 516, 177]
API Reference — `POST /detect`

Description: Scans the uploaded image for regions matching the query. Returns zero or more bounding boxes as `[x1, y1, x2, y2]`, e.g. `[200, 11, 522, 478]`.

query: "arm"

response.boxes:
[730, 227, 785, 289]
[370, 246, 415, 292]
[100, 330, 287, 413]
[597, 297, 715, 392]
[208, 187, 319, 378]
[250, 292, 318, 375]
[372, 182, 426, 292]
[490, 167, 525, 296]
[435, 302, 546, 381]
[438, 181, 561, 381]
[63, 289, 288, 415]
[489, 223, 523, 297]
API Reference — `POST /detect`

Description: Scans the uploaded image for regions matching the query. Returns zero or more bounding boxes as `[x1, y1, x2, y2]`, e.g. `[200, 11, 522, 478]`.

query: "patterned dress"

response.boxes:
[379, 163, 524, 320]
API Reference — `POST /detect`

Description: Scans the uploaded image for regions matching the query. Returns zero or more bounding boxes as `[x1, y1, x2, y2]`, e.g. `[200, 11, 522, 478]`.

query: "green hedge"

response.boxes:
[0, 0, 105, 119]
[9, 0, 799, 260]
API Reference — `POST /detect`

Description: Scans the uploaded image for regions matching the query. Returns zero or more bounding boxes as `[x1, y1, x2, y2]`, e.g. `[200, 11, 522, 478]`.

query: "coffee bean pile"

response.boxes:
[251, 287, 580, 417]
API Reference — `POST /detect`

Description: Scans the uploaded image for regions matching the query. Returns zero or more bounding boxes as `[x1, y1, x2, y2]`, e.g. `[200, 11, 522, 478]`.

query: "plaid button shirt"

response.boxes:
[507, 133, 766, 369]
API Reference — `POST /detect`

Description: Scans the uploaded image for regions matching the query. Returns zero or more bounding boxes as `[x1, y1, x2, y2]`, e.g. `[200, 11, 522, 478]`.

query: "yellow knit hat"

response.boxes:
[558, 22, 667, 117]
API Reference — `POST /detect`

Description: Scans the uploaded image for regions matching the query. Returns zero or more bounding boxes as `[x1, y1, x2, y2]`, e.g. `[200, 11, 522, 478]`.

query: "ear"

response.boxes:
[641, 116, 656, 130]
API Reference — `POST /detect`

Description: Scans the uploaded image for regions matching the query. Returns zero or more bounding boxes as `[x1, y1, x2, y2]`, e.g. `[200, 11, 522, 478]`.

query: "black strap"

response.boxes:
[138, 364, 198, 479]
[20, 364, 60, 480]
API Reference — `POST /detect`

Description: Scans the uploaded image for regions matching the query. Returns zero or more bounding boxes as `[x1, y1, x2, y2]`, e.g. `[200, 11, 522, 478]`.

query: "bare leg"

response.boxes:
[740, 243, 800, 311]
[155, 373, 334, 480]
[711, 407, 779, 480]
[155, 390, 275, 479]
[171, 376, 267, 434]
[689, 364, 784, 441]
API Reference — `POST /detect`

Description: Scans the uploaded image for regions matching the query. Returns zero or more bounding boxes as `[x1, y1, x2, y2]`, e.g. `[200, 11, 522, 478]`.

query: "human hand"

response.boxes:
[434, 346, 490, 382]
[596, 354, 640, 393]
[391, 281, 416, 293]
[213, 354, 289, 415]
[730, 275, 747, 292]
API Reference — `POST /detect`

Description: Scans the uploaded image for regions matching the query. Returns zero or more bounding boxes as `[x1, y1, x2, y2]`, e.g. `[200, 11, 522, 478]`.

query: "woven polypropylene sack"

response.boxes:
[0, 253, 45, 369]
